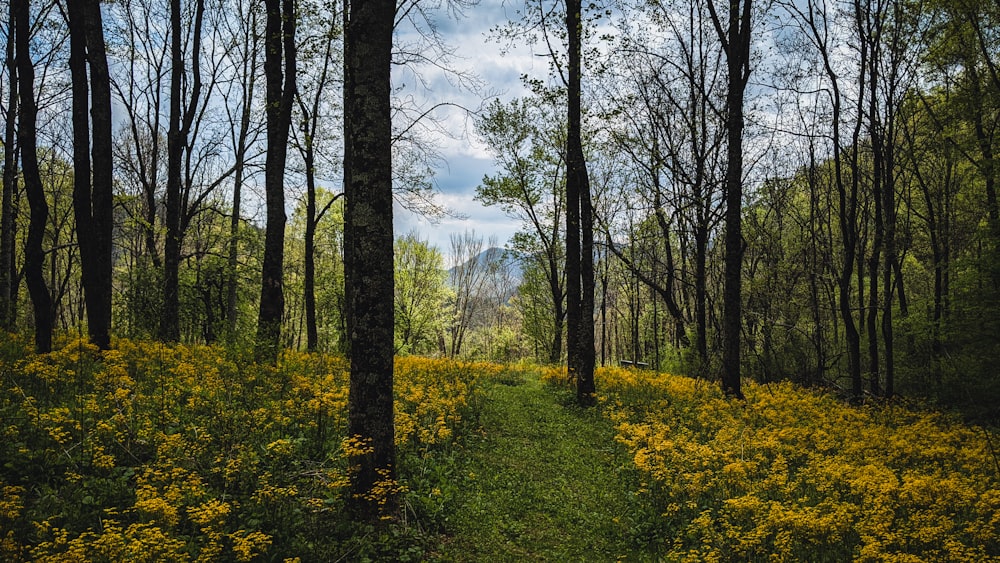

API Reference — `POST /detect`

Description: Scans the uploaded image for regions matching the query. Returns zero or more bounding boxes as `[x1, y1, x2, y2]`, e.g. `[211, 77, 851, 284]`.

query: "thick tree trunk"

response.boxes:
[344, 0, 397, 521]
[256, 0, 295, 362]
[66, 0, 114, 350]
[67, 0, 114, 349]
[565, 0, 595, 405]
[82, 0, 114, 350]
[15, 0, 52, 352]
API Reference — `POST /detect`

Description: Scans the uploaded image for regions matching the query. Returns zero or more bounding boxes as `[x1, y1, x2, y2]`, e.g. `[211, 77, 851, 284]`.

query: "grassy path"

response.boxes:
[431, 372, 643, 562]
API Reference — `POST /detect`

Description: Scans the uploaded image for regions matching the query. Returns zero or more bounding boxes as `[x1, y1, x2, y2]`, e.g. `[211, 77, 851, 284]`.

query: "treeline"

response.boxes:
[478, 0, 1000, 420]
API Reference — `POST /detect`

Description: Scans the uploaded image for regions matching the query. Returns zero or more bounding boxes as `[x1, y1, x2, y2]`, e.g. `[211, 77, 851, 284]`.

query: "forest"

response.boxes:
[2, 0, 1000, 560]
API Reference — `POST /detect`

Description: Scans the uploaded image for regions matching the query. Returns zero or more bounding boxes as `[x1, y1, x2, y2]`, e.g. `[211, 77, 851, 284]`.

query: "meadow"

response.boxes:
[2, 335, 999, 561]
[544, 367, 1000, 562]
[0, 335, 500, 561]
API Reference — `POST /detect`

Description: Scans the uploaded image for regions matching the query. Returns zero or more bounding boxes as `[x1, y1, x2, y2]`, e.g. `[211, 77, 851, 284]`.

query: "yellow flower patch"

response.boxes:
[593, 367, 1000, 561]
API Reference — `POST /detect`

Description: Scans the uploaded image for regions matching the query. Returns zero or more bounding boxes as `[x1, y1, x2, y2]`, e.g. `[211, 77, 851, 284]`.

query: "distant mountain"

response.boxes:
[447, 247, 523, 288]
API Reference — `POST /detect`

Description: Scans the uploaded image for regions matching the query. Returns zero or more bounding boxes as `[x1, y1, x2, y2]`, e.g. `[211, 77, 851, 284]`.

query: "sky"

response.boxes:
[391, 0, 542, 261]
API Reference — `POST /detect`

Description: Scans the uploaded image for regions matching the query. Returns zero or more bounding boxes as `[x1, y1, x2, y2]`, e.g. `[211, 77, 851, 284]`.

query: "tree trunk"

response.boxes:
[82, 0, 114, 350]
[15, 0, 52, 352]
[304, 153, 318, 351]
[227, 134, 248, 332]
[66, 0, 114, 350]
[694, 224, 709, 371]
[162, 0, 205, 343]
[807, 143, 826, 385]
[68, 0, 109, 347]
[344, 0, 397, 521]
[162, 0, 184, 341]
[565, 0, 595, 405]
[548, 256, 564, 364]
[256, 0, 295, 362]
[1, 4, 16, 331]
[709, 0, 751, 399]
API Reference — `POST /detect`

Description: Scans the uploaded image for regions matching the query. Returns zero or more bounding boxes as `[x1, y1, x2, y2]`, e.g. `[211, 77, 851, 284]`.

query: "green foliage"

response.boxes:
[394, 233, 452, 356]
[285, 191, 347, 352]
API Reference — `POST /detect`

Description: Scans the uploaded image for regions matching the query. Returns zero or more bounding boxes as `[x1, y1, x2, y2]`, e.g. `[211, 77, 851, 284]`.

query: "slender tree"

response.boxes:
[707, 0, 752, 398]
[218, 0, 263, 333]
[476, 99, 567, 365]
[447, 230, 490, 358]
[344, 0, 397, 520]
[293, 0, 342, 351]
[161, 0, 206, 341]
[1, 2, 16, 331]
[255, 0, 296, 362]
[109, 0, 169, 269]
[15, 0, 52, 352]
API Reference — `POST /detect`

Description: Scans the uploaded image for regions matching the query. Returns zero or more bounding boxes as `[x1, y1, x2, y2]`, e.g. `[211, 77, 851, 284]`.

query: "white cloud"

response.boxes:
[391, 0, 542, 251]
[394, 190, 520, 254]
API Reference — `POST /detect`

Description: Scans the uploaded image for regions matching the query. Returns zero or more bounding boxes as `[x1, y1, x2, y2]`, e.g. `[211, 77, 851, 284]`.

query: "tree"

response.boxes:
[599, 0, 727, 374]
[161, 0, 206, 341]
[67, 0, 114, 350]
[107, 0, 168, 269]
[15, 0, 52, 352]
[255, 0, 296, 362]
[1, 2, 16, 331]
[344, 0, 397, 520]
[565, 0, 596, 405]
[476, 98, 567, 364]
[216, 0, 264, 335]
[707, 0, 752, 399]
[292, 0, 342, 351]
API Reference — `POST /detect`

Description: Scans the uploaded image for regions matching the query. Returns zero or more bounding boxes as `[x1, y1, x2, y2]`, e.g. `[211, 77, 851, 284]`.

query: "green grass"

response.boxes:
[430, 371, 648, 562]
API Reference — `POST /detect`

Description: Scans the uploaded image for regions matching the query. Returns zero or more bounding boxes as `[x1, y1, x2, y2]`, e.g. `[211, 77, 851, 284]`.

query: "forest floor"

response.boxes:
[430, 371, 648, 562]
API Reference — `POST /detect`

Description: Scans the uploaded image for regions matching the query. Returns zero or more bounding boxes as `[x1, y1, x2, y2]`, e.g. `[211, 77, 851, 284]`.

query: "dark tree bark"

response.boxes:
[344, 0, 397, 521]
[865, 2, 884, 397]
[15, 0, 52, 352]
[66, 0, 114, 350]
[1, 3, 16, 332]
[255, 0, 296, 362]
[162, 0, 205, 342]
[548, 252, 566, 364]
[565, 0, 596, 405]
[708, 0, 752, 399]
[304, 156, 319, 351]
